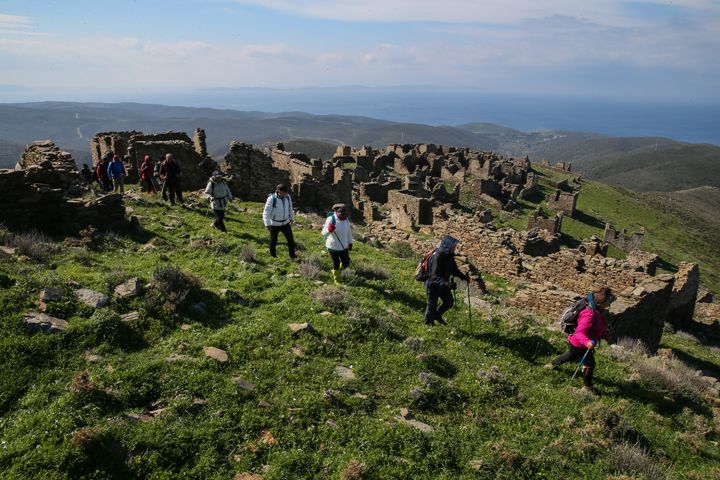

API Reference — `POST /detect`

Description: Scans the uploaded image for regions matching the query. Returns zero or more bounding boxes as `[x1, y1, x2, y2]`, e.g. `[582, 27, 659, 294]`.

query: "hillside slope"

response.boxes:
[0, 192, 718, 479]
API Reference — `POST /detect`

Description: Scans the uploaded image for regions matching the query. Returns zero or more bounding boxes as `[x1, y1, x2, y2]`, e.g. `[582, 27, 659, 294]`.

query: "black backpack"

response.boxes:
[414, 249, 436, 282]
[559, 297, 589, 334]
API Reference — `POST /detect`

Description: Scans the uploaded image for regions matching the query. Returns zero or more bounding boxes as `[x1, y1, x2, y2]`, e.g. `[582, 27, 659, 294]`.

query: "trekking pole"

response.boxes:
[452, 287, 459, 333]
[569, 341, 596, 384]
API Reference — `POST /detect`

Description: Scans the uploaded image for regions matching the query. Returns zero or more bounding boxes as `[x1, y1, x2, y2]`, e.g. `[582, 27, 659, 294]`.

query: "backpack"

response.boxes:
[559, 296, 589, 334]
[414, 249, 436, 282]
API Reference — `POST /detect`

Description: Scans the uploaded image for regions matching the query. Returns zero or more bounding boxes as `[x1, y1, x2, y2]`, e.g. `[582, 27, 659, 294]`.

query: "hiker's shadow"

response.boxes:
[670, 345, 720, 378]
[469, 331, 557, 363]
[358, 280, 427, 311]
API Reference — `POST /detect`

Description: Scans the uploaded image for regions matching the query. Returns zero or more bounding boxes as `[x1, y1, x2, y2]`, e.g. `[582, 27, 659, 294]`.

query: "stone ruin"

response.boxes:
[604, 223, 644, 252]
[0, 141, 126, 233]
[527, 207, 562, 234]
[540, 159, 573, 173]
[363, 204, 700, 352]
[546, 189, 578, 217]
[90, 129, 216, 188]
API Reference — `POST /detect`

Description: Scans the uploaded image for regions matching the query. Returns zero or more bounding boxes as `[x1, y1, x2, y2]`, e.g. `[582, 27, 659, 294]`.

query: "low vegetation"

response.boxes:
[0, 192, 718, 479]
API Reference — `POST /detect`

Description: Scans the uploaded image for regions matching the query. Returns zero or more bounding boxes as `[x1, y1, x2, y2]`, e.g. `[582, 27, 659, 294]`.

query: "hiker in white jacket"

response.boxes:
[322, 203, 353, 284]
[262, 184, 297, 259]
[204, 171, 233, 232]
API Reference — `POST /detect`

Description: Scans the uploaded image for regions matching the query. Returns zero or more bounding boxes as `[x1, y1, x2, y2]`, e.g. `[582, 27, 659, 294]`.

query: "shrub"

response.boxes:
[354, 263, 389, 280]
[340, 268, 356, 283]
[387, 241, 415, 259]
[312, 286, 350, 311]
[634, 356, 707, 402]
[341, 459, 368, 480]
[240, 245, 257, 263]
[0, 227, 60, 260]
[608, 443, 666, 479]
[152, 266, 202, 305]
[583, 403, 639, 443]
[305, 252, 325, 269]
[298, 261, 322, 280]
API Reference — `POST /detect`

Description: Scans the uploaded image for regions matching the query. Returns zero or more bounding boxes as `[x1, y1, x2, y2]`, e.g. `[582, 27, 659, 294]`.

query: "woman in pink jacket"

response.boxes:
[546, 286, 615, 395]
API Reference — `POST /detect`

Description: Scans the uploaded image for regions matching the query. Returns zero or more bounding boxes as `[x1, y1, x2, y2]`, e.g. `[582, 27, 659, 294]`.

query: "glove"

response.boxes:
[586, 340, 597, 350]
[327, 224, 336, 233]
[348, 243, 353, 251]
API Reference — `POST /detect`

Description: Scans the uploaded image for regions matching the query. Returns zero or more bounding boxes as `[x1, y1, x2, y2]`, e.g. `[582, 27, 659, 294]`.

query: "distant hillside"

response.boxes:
[0, 139, 24, 169]
[2, 101, 719, 191]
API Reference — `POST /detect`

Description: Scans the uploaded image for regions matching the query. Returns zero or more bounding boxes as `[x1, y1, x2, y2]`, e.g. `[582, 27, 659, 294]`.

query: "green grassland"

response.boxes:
[1, 191, 718, 479]
[461, 166, 720, 294]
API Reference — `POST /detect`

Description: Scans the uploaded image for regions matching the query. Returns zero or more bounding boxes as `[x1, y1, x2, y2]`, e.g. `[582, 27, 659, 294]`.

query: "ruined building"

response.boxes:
[90, 129, 216, 188]
[604, 223, 645, 252]
[1, 141, 125, 233]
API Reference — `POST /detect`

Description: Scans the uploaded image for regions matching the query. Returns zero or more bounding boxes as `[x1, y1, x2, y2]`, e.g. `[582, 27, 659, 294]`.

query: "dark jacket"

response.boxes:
[425, 236, 467, 288]
[160, 161, 181, 182]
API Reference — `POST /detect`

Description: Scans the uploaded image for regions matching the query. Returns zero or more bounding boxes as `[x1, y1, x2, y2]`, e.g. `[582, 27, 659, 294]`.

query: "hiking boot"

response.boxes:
[583, 385, 601, 396]
[424, 318, 435, 326]
[332, 269, 341, 285]
[543, 363, 558, 370]
[435, 317, 447, 325]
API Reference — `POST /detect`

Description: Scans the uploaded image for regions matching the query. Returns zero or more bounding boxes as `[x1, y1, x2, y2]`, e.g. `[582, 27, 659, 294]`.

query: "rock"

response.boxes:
[23, 312, 68, 333]
[39, 288, 64, 302]
[286, 273, 301, 278]
[114, 277, 141, 298]
[335, 366, 356, 380]
[120, 311, 140, 322]
[84, 352, 103, 363]
[233, 473, 263, 480]
[395, 409, 434, 433]
[0, 246, 16, 256]
[290, 346, 306, 357]
[258, 400, 271, 408]
[126, 412, 153, 423]
[319, 311, 333, 316]
[234, 377, 256, 392]
[180, 323, 192, 330]
[166, 353, 192, 363]
[697, 289, 714, 303]
[203, 347, 229, 362]
[351, 393, 368, 399]
[74, 289, 110, 309]
[288, 322, 314, 334]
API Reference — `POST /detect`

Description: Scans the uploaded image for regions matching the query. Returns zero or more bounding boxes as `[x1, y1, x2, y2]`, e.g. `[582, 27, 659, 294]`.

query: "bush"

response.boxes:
[312, 286, 350, 311]
[298, 261, 322, 280]
[152, 266, 202, 305]
[240, 245, 257, 263]
[608, 443, 666, 479]
[583, 403, 639, 443]
[305, 252, 325, 269]
[387, 241, 415, 259]
[354, 263, 389, 280]
[0, 227, 60, 260]
[634, 356, 708, 402]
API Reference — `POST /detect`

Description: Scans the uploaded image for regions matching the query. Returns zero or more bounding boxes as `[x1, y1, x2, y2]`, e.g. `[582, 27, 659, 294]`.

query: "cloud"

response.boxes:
[0, 13, 31, 28]
[230, 0, 720, 26]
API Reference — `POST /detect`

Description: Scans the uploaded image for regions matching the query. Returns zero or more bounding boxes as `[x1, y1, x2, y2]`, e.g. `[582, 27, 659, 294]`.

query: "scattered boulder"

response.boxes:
[0, 246, 16, 256]
[335, 366, 356, 381]
[39, 288, 64, 302]
[288, 322, 314, 334]
[114, 277, 141, 298]
[74, 289, 110, 309]
[395, 408, 434, 433]
[120, 311, 140, 322]
[290, 346, 306, 358]
[203, 347, 229, 362]
[24, 312, 68, 333]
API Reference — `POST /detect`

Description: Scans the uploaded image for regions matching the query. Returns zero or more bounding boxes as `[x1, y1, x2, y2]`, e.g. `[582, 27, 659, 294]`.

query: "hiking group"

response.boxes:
[85, 158, 615, 395]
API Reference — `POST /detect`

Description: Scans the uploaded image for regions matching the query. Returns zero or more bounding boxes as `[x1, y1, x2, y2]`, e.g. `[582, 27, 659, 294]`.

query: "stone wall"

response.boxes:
[90, 129, 214, 188]
[1, 141, 125, 233]
[388, 190, 433, 229]
[546, 189, 578, 217]
[604, 223, 644, 252]
[527, 208, 562, 233]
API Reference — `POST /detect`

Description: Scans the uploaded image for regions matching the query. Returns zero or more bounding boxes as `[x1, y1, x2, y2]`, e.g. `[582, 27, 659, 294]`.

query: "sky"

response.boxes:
[0, 0, 719, 101]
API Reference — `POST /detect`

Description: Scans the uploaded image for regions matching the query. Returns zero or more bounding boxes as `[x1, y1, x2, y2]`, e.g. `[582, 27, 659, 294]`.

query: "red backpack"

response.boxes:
[414, 249, 436, 281]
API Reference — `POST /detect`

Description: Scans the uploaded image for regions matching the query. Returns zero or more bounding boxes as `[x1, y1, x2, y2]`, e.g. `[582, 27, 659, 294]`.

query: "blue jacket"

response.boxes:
[107, 160, 126, 178]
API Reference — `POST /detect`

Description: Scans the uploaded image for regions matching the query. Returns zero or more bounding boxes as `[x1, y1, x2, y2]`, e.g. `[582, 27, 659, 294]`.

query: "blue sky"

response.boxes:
[0, 0, 719, 101]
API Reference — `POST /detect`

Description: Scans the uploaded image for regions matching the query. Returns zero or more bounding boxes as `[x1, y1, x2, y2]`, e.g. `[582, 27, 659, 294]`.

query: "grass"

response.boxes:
[0, 191, 718, 479]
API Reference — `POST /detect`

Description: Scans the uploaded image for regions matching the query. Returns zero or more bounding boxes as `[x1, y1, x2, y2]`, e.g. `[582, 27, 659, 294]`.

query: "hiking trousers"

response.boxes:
[328, 249, 350, 270]
[213, 209, 227, 232]
[552, 342, 596, 386]
[268, 223, 296, 258]
[424, 284, 454, 323]
[111, 176, 125, 193]
[163, 179, 183, 204]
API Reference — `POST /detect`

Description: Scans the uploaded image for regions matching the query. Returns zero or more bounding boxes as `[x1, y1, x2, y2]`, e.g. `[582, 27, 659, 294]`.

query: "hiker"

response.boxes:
[107, 155, 126, 193]
[96, 156, 111, 191]
[139, 155, 156, 193]
[204, 170, 232, 232]
[154, 156, 164, 196]
[545, 286, 615, 396]
[80, 163, 93, 184]
[423, 235, 470, 325]
[262, 184, 297, 259]
[159, 153, 183, 205]
[322, 203, 353, 284]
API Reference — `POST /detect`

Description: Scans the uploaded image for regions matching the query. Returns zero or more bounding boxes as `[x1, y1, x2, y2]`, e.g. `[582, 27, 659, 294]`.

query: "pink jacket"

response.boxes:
[568, 307, 607, 349]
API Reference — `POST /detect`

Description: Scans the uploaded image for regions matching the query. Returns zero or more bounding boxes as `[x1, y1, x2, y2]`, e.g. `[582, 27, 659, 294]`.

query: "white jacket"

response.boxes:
[204, 178, 232, 211]
[322, 213, 353, 251]
[263, 193, 294, 226]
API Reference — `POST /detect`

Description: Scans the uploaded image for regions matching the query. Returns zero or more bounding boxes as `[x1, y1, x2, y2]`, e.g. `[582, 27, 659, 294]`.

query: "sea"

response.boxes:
[3, 87, 719, 145]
